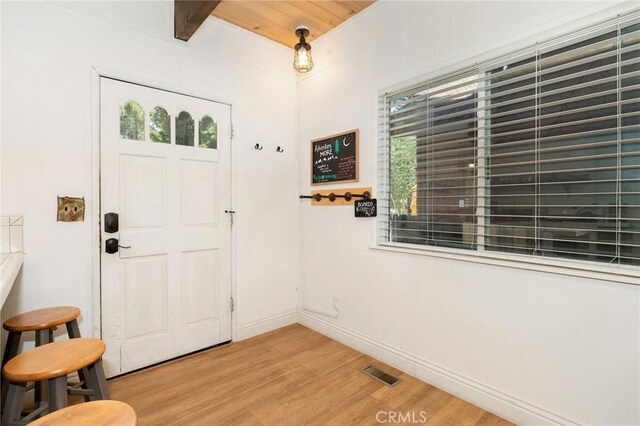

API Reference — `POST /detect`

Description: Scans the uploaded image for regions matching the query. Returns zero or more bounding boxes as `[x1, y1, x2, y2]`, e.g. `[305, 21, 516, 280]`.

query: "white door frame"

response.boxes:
[90, 66, 239, 347]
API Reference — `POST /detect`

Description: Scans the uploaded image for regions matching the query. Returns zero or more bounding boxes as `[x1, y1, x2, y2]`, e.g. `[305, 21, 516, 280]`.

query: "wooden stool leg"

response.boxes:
[1, 331, 21, 409]
[33, 329, 52, 408]
[1, 382, 26, 426]
[65, 319, 91, 402]
[86, 359, 110, 400]
[65, 319, 81, 339]
[48, 376, 68, 413]
[34, 328, 51, 345]
[1, 331, 21, 368]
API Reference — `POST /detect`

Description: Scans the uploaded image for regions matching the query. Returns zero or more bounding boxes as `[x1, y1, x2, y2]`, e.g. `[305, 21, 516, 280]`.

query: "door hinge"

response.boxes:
[225, 210, 235, 225]
[230, 124, 234, 140]
[231, 297, 235, 313]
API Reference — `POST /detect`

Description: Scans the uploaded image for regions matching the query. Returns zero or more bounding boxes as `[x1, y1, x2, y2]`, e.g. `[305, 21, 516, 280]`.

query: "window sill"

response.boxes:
[370, 242, 639, 286]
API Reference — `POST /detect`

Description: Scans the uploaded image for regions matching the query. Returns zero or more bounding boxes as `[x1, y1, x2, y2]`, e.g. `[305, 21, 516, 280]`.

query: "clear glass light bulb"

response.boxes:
[294, 46, 313, 73]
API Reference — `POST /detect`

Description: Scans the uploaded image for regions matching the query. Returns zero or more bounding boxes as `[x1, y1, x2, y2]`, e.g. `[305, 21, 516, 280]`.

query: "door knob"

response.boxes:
[105, 238, 131, 254]
[105, 238, 118, 254]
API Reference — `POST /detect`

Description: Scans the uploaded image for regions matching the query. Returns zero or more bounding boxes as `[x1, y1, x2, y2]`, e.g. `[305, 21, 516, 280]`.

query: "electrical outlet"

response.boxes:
[57, 196, 85, 222]
[332, 296, 340, 312]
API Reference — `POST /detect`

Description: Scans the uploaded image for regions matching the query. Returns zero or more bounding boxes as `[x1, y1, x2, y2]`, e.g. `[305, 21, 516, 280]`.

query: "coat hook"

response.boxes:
[276, 146, 284, 153]
[254, 143, 263, 150]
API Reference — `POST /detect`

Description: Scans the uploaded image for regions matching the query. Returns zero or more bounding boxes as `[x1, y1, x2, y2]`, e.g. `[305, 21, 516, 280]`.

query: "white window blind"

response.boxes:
[378, 12, 640, 267]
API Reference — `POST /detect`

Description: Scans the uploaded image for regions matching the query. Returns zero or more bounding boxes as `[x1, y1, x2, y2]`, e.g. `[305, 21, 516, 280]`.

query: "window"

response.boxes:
[199, 115, 217, 149]
[120, 106, 218, 149]
[378, 13, 640, 267]
[176, 111, 195, 146]
[120, 101, 145, 141]
[150, 107, 171, 144]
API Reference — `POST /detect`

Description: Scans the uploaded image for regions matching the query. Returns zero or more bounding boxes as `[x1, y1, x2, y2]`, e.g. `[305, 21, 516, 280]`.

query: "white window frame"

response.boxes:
[373, 10, 640, 286]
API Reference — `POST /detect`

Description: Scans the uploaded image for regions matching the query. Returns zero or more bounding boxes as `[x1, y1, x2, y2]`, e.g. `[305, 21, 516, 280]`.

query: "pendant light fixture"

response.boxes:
[293, 25, 314, 73]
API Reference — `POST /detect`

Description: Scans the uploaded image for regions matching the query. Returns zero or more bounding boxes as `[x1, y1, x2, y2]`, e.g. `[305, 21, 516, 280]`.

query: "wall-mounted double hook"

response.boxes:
[254, 143, 284, 153]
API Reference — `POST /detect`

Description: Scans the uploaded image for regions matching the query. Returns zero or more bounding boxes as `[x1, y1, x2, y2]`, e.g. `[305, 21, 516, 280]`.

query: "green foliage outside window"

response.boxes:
[120, 101, 144, 141]
[199, 116, 218, 149]
[150, 107, 170, 144]
[389, 136, 416, 215]
[176, 111, 195, 147]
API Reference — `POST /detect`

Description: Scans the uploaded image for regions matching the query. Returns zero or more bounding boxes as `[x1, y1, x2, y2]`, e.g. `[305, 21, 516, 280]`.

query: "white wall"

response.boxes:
[2, 1, 639, 424]
[0, 1, 299, 339]
[297, 1, 640, 425]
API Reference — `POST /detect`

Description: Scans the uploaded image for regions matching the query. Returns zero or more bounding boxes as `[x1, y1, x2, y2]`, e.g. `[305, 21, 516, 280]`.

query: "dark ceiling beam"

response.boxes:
[174, 0, 221, 42]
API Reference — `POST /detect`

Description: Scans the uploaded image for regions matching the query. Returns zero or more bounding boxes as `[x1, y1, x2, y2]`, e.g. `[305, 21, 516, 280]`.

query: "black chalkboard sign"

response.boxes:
[311, 129, 358, 185]
[355, 199, 377, 217]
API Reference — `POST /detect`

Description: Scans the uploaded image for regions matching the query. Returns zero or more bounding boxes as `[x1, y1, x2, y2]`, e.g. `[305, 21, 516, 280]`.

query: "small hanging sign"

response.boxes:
[355, 199, 377, 217]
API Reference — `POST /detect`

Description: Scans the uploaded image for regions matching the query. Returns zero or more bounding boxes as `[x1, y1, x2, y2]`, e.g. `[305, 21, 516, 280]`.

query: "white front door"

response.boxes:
[100, 78, 232, 377]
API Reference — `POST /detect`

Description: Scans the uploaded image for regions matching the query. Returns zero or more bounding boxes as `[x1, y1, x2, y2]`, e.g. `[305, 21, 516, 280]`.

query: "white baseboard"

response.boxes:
[297, 308, 578, 426]
[236, 308, 297, 341]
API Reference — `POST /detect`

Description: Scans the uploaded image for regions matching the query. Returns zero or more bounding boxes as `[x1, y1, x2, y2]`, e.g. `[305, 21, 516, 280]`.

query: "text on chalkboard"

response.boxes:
[355, 199, 377, 217]
[311, 130, 358, 185]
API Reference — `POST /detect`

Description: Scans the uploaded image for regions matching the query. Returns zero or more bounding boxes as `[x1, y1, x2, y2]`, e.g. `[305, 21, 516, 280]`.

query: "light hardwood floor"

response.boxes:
[107, 324, 513, 425]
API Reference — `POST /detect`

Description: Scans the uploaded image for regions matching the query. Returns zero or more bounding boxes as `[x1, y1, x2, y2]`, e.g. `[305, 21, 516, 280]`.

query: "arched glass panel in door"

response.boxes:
[199, 116, 217, 149]
[149, 107, 171, 144]
[176, 111, 195, 147]
[120, 101, 145, 141]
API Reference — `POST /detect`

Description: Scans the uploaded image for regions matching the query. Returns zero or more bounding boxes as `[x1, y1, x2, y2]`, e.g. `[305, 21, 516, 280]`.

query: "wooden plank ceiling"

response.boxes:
[211, 1, 376, 47]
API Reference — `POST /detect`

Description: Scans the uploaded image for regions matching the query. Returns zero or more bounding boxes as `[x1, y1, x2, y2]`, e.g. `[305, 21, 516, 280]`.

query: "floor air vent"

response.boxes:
[362, 365, 400, 387]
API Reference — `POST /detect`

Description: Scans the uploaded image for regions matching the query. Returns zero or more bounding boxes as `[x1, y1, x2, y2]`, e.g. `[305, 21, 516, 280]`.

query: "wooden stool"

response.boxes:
[1, 338, 110, 426]
[29, 401, 137, 426]
[2, 306, 83, 363]
[1, 306, 85, 408]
